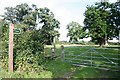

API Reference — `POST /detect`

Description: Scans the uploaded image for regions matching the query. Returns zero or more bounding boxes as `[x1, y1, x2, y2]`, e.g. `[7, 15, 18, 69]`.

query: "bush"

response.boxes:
[75, 41, 95, 45]
[56, 40, 71, 45]
[1, 28, 45, 73]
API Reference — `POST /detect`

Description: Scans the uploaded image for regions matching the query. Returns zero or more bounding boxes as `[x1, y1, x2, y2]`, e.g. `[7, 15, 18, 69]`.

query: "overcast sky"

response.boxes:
[0, 0, 117, 41]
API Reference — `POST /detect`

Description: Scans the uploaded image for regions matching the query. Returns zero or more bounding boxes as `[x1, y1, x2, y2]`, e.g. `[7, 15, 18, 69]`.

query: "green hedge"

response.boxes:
[1, 28, 45, 73]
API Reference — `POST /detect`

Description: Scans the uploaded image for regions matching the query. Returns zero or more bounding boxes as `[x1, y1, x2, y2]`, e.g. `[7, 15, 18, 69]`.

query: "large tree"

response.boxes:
[109, 1, 120, 39]
[38, 7, 60, 44]
[66, 21, 85, 43]
[2, 3, 60, 44]
[84, 1, 119, 47]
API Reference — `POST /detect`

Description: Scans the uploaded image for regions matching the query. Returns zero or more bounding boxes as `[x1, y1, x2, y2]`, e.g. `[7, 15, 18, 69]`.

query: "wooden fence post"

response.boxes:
[51, 48, 55, 58]
[51, 36, 56, 59]
[118, 29, 120, 45]
[61, 45, 64, 62]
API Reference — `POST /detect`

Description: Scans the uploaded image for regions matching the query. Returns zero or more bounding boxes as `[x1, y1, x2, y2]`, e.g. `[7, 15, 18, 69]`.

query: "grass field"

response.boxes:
[43, 45, 120, 78]
[0, 44, 120, 78]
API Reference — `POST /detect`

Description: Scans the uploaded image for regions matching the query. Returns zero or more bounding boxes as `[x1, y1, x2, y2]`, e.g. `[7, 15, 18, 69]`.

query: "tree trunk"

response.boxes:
[99, 38, 106, 48]
[105, 39, 108, 46]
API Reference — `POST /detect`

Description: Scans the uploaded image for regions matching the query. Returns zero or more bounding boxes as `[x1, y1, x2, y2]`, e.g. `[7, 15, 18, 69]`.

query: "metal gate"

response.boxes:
[64, 47, 120, 71]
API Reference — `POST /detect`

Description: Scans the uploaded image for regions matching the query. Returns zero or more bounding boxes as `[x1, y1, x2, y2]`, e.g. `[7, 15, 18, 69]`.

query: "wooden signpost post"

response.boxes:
[8, 23, 21, 72]
[8, 23, 14, 72]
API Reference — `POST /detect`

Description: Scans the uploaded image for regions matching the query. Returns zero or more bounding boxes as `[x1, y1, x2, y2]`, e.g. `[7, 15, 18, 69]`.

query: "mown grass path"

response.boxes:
[61, 71, 74, 78]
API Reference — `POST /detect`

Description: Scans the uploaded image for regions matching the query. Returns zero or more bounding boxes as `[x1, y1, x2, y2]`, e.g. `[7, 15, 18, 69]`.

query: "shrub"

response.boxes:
[1, 27, 45, 73]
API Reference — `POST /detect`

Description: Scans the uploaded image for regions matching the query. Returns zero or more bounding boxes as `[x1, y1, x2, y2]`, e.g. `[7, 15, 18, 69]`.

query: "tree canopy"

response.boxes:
[66, 21, 85, 43]
[2, 3, 60, 44]
[84, 1, 120, 47]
